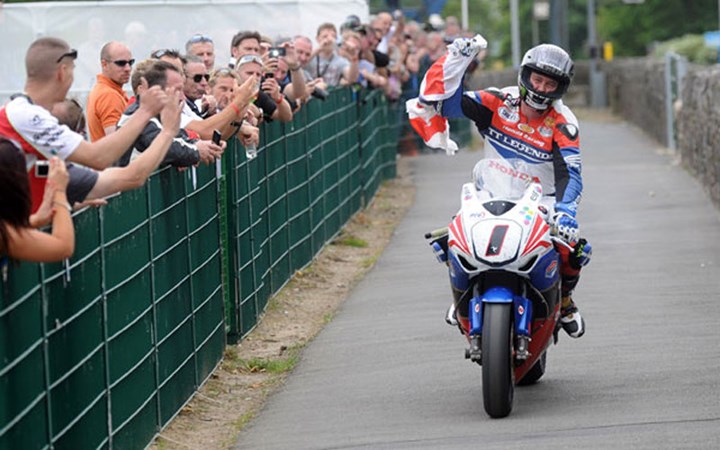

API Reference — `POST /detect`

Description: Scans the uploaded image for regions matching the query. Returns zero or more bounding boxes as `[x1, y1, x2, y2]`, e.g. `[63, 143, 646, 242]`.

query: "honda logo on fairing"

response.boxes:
[488, 159, 541, 184]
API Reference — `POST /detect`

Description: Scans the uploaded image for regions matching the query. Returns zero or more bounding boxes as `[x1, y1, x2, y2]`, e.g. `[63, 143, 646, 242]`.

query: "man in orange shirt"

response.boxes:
[86, 41, 134, 141]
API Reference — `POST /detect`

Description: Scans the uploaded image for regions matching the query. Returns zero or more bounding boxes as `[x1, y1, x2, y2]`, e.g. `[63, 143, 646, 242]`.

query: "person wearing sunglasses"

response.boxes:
[183, 55, 217, 119]
[0, 37, 167, 214]
[86, 41, 135, 141]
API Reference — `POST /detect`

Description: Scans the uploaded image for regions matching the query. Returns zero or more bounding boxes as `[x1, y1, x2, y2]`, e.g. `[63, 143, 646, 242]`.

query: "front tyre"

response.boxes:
[481, 303, 514, 418]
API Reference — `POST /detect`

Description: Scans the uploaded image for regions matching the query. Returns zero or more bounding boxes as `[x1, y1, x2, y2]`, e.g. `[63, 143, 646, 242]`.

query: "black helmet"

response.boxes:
[518, 44, 574, 110]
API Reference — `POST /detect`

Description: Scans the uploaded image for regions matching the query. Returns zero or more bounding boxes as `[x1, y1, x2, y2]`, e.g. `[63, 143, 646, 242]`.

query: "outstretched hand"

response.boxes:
[234, 76, 259, 106]
[160, 87, 183, 136]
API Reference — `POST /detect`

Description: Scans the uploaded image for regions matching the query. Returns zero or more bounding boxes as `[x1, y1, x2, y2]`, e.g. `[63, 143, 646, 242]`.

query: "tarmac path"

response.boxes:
[237, 116, 720, 449]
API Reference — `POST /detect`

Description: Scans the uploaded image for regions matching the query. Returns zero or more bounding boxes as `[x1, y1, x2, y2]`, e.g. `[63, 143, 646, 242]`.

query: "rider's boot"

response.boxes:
[560, 295, 585, 338]
[558, 239, 591, 338]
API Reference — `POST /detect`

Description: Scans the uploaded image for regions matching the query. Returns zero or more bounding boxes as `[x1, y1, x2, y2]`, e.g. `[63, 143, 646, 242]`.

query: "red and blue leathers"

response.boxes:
[440, 85, 585, 296]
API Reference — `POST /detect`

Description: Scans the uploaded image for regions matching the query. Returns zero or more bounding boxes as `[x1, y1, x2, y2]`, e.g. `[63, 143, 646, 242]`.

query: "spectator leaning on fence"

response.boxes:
[0, 37, 167, 213]
[183, 55, 217, 119]
[208, 67, 260, 150]
[149, 40, 257, 140]
[235, 54, 290, 123]
[86, 41, 134, 142]
[272, 39, 307, 107]
[185, 33, 216, 71]
[293, 34, 329, 101]
[117, 59, 222, 167]
[307, 23, 359, 87]
[0, 139, 74, 262]
[50, 89, 183, 208]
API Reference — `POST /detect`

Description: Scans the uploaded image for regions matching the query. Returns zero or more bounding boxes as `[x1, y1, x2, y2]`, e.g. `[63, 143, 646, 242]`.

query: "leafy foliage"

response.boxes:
[598, 0, 719, 57]
[652, 34, 718, 64]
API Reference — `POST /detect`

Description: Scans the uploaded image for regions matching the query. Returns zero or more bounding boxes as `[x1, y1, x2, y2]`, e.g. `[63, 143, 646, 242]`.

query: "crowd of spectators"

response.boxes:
[0, 9, 476, 263]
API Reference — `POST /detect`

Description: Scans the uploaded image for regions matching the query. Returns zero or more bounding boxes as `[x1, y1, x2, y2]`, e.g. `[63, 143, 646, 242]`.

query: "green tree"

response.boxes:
[597, 0, 718, 56]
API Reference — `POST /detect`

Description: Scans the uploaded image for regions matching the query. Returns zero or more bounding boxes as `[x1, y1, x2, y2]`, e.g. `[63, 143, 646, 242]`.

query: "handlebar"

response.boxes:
[424, 227, 449, 240]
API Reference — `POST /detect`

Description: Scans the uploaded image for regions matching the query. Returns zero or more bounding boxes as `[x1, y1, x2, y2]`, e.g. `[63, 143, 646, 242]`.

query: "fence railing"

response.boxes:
[0, 87, 403, 450]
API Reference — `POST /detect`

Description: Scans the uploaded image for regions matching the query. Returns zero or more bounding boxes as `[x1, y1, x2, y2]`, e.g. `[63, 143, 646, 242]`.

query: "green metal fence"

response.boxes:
[0, 87, 399, 449]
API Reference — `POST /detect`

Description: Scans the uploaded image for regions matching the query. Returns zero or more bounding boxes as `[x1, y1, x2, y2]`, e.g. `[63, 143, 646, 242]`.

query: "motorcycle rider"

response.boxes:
[414, 40, 591, 338]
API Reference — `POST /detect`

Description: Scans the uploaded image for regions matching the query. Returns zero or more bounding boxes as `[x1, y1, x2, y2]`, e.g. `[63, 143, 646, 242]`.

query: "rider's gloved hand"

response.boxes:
[450, 34, 488, 57]
[551, 203, 579, 244]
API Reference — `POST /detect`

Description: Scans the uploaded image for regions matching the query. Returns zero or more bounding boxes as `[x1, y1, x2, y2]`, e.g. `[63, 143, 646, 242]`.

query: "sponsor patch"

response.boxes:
[518, 305, 525, 315]
[544, 116, 556, 127]
[518, 123, 534, 134]
[498, 106, 519, 123]
[538, 126, 553, 137]
[546, 260, 558, 278]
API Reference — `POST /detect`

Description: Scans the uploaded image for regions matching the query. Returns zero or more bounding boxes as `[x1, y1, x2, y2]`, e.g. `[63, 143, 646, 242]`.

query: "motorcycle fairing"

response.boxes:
[528, 250, 560, 291]
[467, 287, 533, 338]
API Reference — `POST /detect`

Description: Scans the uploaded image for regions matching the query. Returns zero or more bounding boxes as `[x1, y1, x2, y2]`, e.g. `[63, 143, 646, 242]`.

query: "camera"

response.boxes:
[268, 47, 286, 58]
[311, 87, 329, 101]
[35, 160, 49, 178]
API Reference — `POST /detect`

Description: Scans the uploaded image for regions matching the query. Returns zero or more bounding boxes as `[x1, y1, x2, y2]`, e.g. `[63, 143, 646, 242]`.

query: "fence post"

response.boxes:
[665, 52, 688, 150]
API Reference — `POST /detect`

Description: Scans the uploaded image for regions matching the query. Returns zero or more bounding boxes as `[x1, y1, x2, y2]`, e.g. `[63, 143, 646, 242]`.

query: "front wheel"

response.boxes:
[481, 303, 514, 418]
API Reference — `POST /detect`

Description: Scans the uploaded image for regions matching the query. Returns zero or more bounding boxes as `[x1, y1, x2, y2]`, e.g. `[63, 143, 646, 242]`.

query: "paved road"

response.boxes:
[237, 118, 720, 449]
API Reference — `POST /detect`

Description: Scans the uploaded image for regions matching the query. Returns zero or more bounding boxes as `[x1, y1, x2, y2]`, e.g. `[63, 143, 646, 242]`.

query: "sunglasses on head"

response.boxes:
[110, 59, 135, 67]
[191, 73, 210, 83]
[212, 67, 235, 78]
[150, 48, 174, 59]
[56, 49, 78, 63]
[188, 34, 213, 44]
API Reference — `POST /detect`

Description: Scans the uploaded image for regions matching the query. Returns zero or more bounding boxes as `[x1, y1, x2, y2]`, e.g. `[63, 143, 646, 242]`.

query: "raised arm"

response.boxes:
[185, 77, 257, 140]
[69, 82, 167, 169]
[7, 157, 75, 262]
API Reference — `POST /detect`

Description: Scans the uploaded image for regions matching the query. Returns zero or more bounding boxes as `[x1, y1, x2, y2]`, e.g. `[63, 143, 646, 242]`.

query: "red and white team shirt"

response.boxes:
[0, 95, 83, 212]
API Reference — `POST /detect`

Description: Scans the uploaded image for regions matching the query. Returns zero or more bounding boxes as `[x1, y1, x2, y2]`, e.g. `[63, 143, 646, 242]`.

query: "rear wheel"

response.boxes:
[517, 352, 546, 386]
[481, 303, 514, 418]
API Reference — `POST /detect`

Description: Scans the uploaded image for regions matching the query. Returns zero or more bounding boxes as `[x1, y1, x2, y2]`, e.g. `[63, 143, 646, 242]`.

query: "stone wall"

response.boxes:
[675, 67, 720, 207]
[604, 58, 668, 145]
[604, 58, 720, 208]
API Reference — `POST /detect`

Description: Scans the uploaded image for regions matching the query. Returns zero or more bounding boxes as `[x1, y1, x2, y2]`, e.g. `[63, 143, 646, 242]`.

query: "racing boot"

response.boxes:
[560, 295, 585, 338]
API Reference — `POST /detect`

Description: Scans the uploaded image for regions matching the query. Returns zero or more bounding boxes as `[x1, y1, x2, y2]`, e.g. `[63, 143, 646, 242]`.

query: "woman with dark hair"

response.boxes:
[0, 139, 74, 262]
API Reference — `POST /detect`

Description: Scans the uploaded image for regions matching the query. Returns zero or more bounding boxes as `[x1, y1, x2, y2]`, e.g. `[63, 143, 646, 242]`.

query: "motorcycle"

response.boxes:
[426, 158, 571, 418]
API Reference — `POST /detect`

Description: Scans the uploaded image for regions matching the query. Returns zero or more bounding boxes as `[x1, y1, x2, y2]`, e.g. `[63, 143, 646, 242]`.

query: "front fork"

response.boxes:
[465, 287, 533, 364]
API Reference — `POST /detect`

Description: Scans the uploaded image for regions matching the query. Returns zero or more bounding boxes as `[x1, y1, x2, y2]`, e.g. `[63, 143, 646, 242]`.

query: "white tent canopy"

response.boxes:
[0, 0, 369, 103]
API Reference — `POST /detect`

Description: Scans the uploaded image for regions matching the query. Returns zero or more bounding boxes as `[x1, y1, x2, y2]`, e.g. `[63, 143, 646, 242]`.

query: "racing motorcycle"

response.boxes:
[426, 158, 570, 418]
